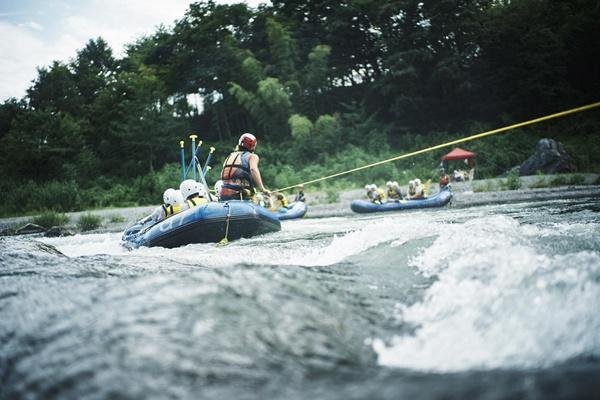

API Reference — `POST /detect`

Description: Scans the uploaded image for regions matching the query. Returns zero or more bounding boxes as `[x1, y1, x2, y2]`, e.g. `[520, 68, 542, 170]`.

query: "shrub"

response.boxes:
[473, 180, 496, 192]
[549, 174, 569, 187]
[78, 213, 102, 231]
[32, 211, 69, 228]
[569, 174, 585, 185]
[529, 171, 548, 188]
[501, 170, 521, 190]
[108, 214, 125, 223]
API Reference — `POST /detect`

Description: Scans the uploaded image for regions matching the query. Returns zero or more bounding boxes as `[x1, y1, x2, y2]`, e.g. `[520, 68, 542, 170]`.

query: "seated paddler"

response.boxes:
[271, 192, 289, 211]
[219, 132, 270, 202]
[140, 188, 184, 224]
[385, 181, 403, 201]
[180, 179, 208, 208]
[365, 184, 385, 205]
[407, 178, 425, 200]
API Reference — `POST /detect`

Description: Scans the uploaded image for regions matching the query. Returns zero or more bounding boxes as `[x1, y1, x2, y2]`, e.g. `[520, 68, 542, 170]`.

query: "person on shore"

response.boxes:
[385, 181, 403, 201]
[439, 169, 450, 189]
[219, 133, 270, 202]
[365, 184, 385, 204]
[180, 179, 208, 208]
[294, 185, 306, 202]
[140, 188, 184, 224]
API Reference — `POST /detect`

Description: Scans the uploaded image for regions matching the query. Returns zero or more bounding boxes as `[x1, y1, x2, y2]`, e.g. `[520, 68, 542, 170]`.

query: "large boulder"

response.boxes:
[519, 138, 576, 176]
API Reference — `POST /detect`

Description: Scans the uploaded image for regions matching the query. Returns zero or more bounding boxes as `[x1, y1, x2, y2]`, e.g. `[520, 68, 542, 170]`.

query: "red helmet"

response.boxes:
[238, 133, 257, 151]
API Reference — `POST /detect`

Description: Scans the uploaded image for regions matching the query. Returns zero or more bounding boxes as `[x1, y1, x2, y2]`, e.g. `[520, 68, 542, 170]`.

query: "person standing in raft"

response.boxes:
[180, 179, 208, 208]
[219, 133, 270, 201]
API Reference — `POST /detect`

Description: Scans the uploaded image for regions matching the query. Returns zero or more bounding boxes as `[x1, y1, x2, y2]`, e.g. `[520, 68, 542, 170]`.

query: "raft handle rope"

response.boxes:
[218, 202, 231, 246]
[275, 101, 600, 192]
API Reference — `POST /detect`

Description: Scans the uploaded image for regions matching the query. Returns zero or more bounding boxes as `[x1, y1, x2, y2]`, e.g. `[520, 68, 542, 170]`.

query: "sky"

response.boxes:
[0, 0, 268, 102]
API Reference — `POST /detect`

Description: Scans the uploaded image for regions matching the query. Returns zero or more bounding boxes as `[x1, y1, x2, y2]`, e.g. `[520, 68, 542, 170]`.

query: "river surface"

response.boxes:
[1, 198, 599, 399]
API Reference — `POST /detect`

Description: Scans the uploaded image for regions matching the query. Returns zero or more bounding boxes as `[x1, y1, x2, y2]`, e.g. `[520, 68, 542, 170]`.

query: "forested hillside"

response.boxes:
[1, 0, 599, 215]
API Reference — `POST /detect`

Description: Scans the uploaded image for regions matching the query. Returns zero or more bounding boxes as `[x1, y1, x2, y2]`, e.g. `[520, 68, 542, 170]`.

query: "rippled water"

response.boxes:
[1, 198, 599, 399]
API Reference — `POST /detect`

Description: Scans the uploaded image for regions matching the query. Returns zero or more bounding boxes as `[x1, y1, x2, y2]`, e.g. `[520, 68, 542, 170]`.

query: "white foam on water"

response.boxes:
[40, 232, 128, 257]
[373, 215, 600, 371]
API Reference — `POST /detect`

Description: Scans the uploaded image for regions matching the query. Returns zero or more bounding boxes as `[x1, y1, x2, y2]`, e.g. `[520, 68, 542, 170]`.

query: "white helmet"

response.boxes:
[408, 180, 415, 188]
[163, 188, 176, 205]
[392, 181, 399, 188]
[364, 184, 370, 190]
[172, 190, 184, 206]
[414, 178, 422, 185]
[386, 181, 393, 188]
[180, 179, 205, 199]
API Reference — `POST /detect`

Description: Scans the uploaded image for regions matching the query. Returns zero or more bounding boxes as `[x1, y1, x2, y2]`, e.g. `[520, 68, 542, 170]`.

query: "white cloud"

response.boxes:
[0, 22, 79, 100]
[18, 21, 44, 31]
[0, 0, 271, 102]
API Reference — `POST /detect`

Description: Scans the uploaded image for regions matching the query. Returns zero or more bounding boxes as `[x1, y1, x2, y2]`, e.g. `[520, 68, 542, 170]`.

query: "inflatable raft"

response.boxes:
[277, 201, 308, 220]
[350, 187, 453, 213]
[122, 200, 281, 248]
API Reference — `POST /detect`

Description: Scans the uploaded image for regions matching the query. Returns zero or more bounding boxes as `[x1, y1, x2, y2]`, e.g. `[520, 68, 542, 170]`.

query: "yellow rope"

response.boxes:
[276, 101, 600, 192]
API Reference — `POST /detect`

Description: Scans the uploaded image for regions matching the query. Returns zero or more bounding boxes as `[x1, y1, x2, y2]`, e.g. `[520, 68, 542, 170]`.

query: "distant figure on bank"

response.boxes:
[140, 188, 184, 224]
[180, 179, 208, 208]
[365, 184, 385, 204]
[439, 169, 450, 189]
[453, 169, 465, 182]
[385, 181, 403, 201]
[219, 133, 270, 201]
[294, 185, 306, 202]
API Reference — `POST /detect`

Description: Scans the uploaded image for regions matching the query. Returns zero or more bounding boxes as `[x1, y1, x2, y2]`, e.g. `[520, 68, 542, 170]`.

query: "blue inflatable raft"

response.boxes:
[350, 187, 453, 213]
[122, 200, 281, 248]
[277, 201, 308, 220]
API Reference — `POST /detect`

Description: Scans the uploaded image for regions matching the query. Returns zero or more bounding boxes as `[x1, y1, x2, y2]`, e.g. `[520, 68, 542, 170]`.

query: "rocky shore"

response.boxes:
[1, 174, 599, 236]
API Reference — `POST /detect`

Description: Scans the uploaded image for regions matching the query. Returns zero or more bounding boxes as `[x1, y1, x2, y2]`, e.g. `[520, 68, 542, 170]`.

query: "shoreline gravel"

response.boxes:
[1, 175, 599, 235]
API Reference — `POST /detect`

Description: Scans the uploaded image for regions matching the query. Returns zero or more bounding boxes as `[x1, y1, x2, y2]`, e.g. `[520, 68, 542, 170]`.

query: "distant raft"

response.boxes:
[276, 201, 308, 220]
[350, 187, 453, 213]
[122, 200, 281, 249]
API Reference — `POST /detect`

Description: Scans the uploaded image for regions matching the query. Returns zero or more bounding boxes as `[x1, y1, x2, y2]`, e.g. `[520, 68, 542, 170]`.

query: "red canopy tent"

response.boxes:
[441, 148, 476, 181]
[441, 147, 476, 161]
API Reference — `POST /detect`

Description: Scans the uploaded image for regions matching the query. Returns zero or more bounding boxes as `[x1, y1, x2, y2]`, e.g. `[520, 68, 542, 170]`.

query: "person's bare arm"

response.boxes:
[248, 154, 268, 193]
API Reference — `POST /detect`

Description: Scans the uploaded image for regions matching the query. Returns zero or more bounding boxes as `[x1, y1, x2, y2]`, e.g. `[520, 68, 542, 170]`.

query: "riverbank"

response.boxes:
[1, 174, 599, 236]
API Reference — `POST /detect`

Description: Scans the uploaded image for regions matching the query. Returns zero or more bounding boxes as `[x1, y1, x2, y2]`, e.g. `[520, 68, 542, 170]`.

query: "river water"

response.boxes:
[1, 198, 599, 399]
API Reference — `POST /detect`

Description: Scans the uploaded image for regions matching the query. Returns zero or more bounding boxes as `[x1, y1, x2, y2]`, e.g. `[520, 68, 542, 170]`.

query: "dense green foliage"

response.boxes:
[1, 0, 599, 216]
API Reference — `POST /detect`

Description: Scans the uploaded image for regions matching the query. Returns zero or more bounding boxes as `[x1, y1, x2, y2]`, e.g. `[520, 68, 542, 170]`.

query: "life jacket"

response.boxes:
[186, 195, 207, 208]
[387, 188, 402, 200]
[221, 151, 253, 187]
[271, 195, 289, 211]
[412, 185, 425, 199]
[370, 189, 385, 204]
[439, 174, 450, 187]
[161, 203, 182, 218]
